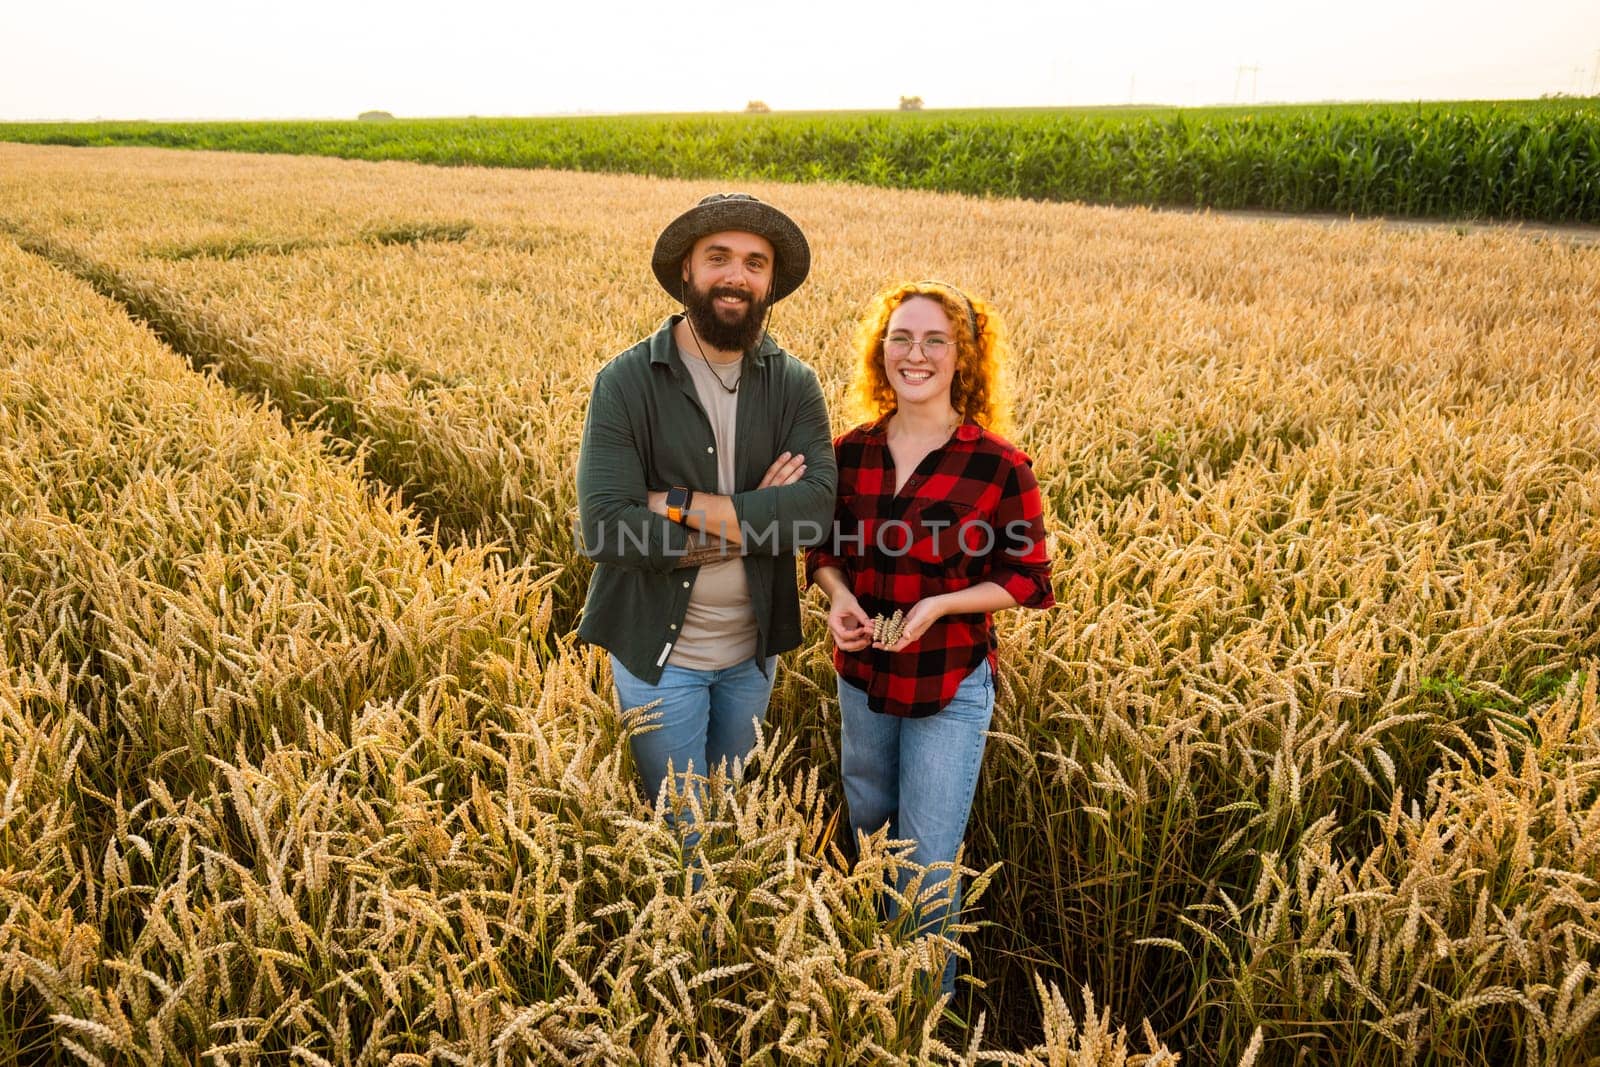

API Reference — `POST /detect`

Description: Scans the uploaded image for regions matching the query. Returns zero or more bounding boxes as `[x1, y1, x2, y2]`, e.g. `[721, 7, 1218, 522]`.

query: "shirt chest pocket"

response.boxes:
[905, 500, 987, 565]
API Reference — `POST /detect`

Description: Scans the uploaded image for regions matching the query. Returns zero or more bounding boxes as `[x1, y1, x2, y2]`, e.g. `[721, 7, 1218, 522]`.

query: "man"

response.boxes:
[576, 192, 836, 829]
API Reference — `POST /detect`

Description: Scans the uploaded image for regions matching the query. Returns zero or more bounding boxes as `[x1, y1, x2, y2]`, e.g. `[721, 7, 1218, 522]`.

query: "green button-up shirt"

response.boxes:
[576, 316, 836, 684]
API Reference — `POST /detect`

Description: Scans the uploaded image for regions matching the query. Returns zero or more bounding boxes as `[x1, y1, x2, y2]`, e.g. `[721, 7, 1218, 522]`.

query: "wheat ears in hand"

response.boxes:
[871, 610, 905, 646]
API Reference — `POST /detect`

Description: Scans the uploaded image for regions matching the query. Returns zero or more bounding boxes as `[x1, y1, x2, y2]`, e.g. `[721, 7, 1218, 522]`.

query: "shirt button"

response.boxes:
[682, 580, 691, 588]
[669, 623, 678, 631]
[706, 446, 715, 454]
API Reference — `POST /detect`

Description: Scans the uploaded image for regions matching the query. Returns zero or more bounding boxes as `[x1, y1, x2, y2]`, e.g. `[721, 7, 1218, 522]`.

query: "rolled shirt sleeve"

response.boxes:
[985, 457, 1056, 610]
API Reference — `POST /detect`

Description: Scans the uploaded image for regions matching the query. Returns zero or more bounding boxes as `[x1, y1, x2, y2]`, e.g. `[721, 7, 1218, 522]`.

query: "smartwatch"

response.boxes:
[665, 485, 693, 525]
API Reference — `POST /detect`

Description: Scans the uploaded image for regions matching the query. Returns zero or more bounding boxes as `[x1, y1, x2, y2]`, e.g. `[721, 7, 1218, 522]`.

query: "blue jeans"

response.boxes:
[611, 654, 777, 838]
[838, 658, 994, 997]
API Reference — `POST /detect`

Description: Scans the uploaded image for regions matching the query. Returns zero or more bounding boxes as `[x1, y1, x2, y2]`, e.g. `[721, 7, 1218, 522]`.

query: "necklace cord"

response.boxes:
[682, 294, 775, 395]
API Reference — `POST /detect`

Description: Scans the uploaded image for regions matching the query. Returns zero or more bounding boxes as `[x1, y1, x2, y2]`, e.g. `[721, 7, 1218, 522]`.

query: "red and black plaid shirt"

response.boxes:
[804, 416, 1056, 718]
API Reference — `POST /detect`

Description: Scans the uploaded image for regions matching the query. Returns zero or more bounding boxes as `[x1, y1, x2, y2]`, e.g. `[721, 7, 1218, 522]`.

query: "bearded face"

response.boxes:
[682, 270, 769, 353]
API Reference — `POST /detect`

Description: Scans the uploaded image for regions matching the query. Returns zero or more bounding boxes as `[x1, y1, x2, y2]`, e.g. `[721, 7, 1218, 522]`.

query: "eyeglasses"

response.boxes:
[883, 335, 952, 358]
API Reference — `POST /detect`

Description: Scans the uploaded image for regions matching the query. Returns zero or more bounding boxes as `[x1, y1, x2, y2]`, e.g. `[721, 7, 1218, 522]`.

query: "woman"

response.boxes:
[806, 281, 1055, 997]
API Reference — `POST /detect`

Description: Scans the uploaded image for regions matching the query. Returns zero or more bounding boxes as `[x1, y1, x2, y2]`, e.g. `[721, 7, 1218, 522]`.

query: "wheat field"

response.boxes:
[1, 142, 1598, 1065]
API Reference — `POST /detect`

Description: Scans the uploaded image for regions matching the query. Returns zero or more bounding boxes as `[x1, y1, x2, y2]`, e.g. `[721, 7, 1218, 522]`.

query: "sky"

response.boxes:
[3, 0, 1597, 121]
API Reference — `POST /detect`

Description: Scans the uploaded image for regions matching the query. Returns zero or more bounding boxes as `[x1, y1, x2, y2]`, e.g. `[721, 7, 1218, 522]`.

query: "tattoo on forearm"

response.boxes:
[673, 540, 738, 569]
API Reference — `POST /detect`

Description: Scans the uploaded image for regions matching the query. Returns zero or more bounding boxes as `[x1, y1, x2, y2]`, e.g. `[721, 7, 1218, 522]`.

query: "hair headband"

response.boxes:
[914, 280, 980, 340]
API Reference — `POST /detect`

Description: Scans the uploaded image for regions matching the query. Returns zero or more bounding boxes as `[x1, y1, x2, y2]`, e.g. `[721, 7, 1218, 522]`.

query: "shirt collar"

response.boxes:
[648, 313, 778, 368]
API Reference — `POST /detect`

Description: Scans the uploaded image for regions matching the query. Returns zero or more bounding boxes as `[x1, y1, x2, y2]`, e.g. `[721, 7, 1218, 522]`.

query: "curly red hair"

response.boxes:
[848, 282, 1012, 437]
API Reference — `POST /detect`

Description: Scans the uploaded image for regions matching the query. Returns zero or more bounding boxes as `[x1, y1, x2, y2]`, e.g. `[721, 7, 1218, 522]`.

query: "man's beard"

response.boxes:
[683, 277, 768, 353]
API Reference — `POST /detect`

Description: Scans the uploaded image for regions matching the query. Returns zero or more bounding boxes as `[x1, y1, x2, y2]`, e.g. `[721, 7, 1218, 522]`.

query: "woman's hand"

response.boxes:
[812, 565, 871, 651]
[757, 450, 806, 489]
[826, 589, 873, 652]
[876, 595, 949, 652]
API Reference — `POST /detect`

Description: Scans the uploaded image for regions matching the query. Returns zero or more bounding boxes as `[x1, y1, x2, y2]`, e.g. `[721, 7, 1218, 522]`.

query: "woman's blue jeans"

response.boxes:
[838, 658, 994, 997]
[611, 654, 777, 850]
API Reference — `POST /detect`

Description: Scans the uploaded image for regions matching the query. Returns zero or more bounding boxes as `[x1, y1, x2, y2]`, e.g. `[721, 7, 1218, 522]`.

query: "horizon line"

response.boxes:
[3, 94, 1596, 125]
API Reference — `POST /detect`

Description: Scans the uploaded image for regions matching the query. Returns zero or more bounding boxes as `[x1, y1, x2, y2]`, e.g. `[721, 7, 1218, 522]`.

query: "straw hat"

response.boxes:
[651, 192, 810, 303]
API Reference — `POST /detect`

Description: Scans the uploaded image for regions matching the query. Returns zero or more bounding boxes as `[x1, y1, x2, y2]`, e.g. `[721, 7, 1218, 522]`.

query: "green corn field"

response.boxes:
[3, 99, 1598, 223]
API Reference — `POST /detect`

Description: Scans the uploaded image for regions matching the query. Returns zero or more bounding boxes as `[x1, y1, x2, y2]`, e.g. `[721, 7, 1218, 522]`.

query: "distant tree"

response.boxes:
[898, 96, 924, 111]
[745, 100, 771, 113]
[358, 110, 395, 122]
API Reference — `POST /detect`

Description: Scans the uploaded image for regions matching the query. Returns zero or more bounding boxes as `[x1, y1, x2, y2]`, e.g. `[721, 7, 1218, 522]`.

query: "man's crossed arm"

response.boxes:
[649, 450, 808, 567]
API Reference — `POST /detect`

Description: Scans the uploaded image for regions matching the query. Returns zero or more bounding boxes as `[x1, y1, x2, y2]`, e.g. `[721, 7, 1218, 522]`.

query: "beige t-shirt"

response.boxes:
[669, 355, 758, 670]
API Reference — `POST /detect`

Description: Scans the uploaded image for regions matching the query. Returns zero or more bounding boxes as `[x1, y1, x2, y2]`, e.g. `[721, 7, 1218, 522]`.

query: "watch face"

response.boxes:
[667, 486, 690, 511]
